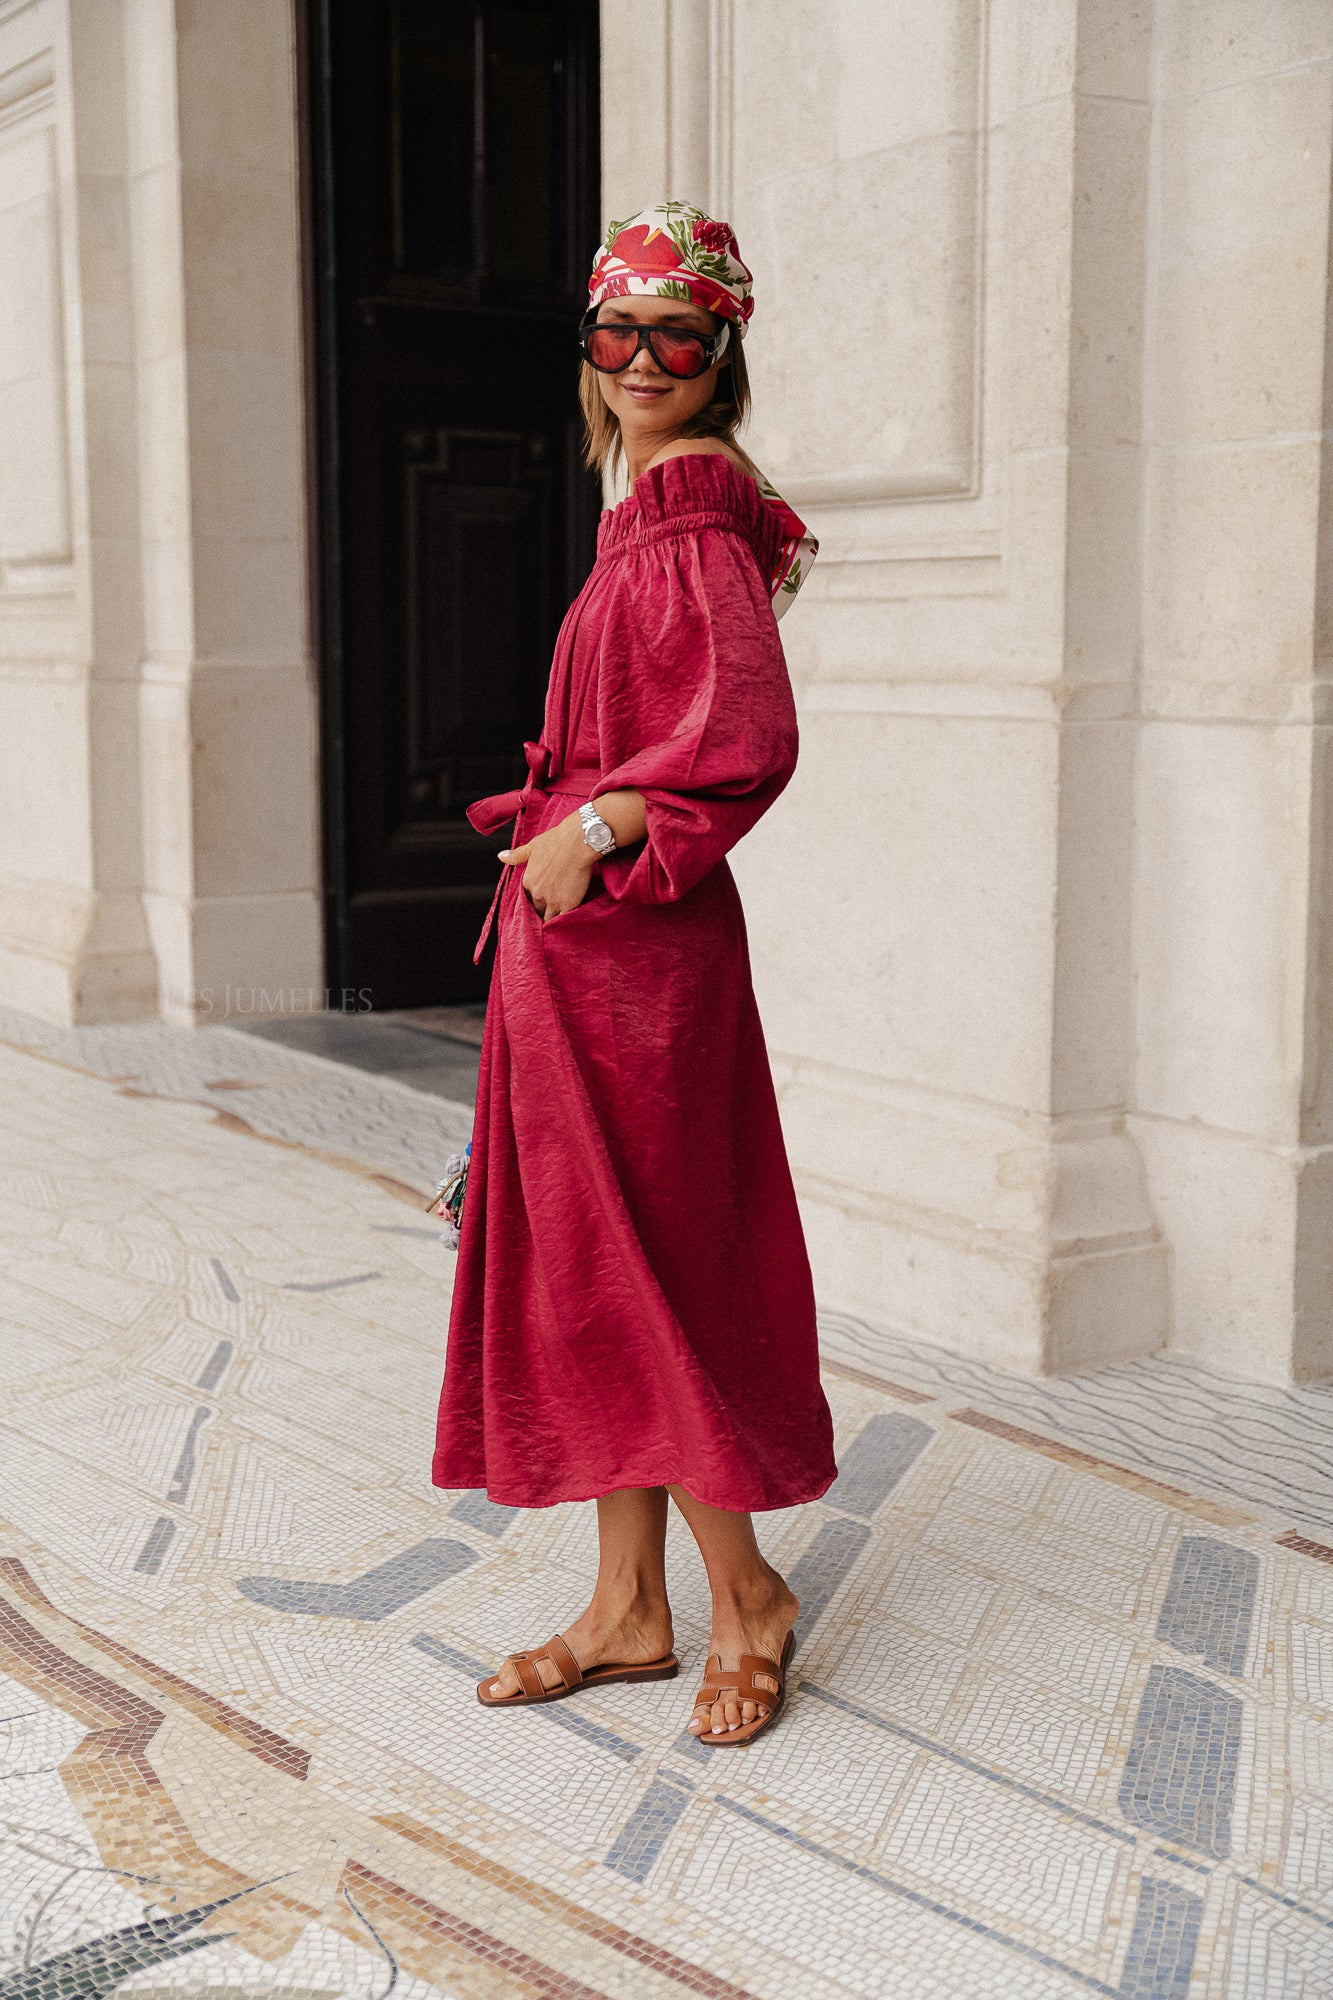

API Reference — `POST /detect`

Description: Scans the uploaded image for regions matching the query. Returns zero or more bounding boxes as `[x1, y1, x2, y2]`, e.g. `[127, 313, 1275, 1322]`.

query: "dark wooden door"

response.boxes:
[304, 0, 600, 1007]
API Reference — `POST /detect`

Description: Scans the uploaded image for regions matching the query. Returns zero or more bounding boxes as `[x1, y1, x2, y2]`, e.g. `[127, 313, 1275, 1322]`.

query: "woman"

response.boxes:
[432, 202, 836, 1746]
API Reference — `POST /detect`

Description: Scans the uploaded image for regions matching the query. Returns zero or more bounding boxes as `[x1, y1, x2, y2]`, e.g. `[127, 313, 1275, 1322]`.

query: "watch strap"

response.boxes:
[579, 801, 616, 853]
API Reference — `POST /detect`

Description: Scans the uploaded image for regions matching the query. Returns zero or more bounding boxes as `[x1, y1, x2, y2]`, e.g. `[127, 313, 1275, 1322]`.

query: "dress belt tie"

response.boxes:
[468, 742, 605, 964]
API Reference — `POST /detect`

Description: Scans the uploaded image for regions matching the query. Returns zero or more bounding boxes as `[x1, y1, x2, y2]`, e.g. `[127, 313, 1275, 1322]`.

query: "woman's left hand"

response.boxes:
[500, 811, 599, 919]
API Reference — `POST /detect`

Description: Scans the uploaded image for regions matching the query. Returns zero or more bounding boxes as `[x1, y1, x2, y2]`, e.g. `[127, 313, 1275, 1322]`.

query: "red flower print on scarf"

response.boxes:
[592, 267, 630, 299]
[679, 274, 740, 319]
[608, 224, 682, 274]
[692, 218, 737, 256]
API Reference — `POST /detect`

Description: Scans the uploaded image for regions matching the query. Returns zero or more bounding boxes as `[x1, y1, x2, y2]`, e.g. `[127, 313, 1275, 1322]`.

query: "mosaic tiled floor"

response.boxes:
[1, 1030, 1332, 1997]
[3, 1001, 1330, 1540]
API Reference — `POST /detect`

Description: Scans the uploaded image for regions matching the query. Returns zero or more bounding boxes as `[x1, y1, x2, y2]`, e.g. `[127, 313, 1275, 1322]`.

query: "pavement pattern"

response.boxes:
[0, 1018, 1331, 1997]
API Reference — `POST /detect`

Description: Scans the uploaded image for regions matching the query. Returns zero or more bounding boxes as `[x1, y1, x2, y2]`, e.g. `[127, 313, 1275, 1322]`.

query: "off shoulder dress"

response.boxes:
[431, 452, 837, 1512]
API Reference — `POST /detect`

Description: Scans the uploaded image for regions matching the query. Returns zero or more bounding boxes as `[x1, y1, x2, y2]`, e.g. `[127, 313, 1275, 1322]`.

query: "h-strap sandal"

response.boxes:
[476, 1632, 679, 1708]
[690, 1630, 796, 1747]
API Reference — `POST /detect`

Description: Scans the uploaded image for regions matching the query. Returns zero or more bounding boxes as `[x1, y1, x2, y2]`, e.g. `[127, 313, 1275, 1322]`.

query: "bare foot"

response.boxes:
[482, 1596, 674, 1701]
[688, 1572, 799, 1736]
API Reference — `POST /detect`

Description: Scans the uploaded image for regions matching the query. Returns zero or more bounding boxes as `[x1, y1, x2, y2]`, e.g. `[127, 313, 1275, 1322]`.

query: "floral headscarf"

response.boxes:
[588, 201, 817, 618]
[590, 200, 755, 332]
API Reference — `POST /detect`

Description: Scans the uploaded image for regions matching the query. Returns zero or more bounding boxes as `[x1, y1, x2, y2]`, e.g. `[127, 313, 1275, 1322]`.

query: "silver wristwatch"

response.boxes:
[579, 801, 616, 855]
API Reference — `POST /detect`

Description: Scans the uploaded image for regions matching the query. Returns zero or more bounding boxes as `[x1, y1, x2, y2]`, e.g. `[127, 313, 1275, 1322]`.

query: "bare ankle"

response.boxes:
[590, 1580, 668, 1617]
[709, 1567, 795, 1619]
[575, 1586, 672, 1649]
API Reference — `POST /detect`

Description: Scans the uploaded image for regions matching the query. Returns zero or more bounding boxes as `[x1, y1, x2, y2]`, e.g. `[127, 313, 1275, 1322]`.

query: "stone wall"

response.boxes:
[0, 0, 320, 1025]
[602, 0, 1333, 1382]
[1, 0, 1329, 1384]
[1127, 5, 1333, 1381]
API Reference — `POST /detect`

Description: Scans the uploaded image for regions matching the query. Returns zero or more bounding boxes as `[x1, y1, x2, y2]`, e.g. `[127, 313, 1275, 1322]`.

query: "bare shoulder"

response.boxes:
[644, 438, 746, 474]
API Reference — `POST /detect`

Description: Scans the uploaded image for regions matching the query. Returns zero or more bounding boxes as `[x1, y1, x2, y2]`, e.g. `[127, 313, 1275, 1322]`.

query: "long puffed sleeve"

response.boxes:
[591, 456, 797, 906]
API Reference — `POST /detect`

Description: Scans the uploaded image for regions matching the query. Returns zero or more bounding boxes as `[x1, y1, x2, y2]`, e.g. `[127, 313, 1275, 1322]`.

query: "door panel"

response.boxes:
[402, 427, 554, 821]
[306, 0, 600, 1008]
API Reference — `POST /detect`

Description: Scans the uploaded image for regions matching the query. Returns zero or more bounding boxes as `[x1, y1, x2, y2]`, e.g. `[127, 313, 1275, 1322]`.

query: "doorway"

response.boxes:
[303, 0, 601, 1009]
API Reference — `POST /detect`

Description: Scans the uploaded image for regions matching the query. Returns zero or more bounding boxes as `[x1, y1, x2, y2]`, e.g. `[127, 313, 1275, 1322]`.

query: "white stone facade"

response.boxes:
[607, 0, 1333, 1386]
[0, 0, 320, 1030]
[0, 0, 1330, 1386]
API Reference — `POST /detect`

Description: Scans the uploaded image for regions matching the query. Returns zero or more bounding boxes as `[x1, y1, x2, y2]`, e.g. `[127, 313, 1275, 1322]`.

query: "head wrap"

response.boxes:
[589, 201, 755, 333]
[588, 200, 817, 618]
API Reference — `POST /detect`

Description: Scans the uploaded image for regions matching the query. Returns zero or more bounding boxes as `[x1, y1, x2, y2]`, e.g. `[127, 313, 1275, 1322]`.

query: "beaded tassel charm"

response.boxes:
[426, 1142, 471, 1249]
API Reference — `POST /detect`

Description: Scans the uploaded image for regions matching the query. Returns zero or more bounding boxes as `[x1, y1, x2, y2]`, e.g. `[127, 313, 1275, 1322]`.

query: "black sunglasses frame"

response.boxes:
[578, 312, 731, 380]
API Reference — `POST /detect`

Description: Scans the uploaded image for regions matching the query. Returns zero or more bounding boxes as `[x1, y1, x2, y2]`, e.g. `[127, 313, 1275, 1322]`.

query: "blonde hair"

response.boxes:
[579, 333, 761, 485]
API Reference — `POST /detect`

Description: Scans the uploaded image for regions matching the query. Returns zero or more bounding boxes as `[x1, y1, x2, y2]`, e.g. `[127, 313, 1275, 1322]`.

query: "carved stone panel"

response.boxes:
[0, 52, 71, 588]
[722, 0, 986, 509]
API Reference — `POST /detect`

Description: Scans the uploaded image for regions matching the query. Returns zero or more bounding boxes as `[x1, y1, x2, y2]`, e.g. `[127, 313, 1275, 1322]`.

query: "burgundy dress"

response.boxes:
[432, 452, 837, 1511]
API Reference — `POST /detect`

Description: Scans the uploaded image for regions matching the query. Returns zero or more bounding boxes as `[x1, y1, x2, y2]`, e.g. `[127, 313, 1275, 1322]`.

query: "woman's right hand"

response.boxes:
[500, 812, 599, 919]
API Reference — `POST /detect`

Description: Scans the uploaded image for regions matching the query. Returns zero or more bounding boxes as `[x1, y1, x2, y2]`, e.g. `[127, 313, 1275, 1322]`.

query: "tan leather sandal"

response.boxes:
[476, 1632, 679, 1708]
[689, 1630, 796, 1747]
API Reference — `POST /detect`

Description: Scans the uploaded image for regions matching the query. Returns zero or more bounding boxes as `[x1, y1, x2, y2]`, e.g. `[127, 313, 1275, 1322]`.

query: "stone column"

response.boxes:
[128, 0, 320, 1024]
[0, 0, 320, 1026]
[1127, 4, 1333, 1382]
[0, 0, 159, 1019]
[602, 0, 1171, 1374]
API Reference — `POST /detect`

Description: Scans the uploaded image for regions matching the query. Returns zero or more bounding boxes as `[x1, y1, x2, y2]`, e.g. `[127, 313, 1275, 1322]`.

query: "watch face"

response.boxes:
[589, 820, 614, 852]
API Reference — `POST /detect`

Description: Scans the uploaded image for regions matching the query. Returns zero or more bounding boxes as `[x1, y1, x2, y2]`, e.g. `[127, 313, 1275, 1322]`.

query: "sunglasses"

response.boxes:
[578, 312, 731, 380]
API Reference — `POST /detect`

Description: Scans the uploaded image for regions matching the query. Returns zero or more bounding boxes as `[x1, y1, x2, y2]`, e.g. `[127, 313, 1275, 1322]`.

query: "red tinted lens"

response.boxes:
[586, 326, 640, 370]
[650, 330, 709, 377]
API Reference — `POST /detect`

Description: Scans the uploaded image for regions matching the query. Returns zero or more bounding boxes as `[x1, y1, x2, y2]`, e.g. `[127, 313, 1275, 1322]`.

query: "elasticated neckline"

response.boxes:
[596, 451, 782, 579]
